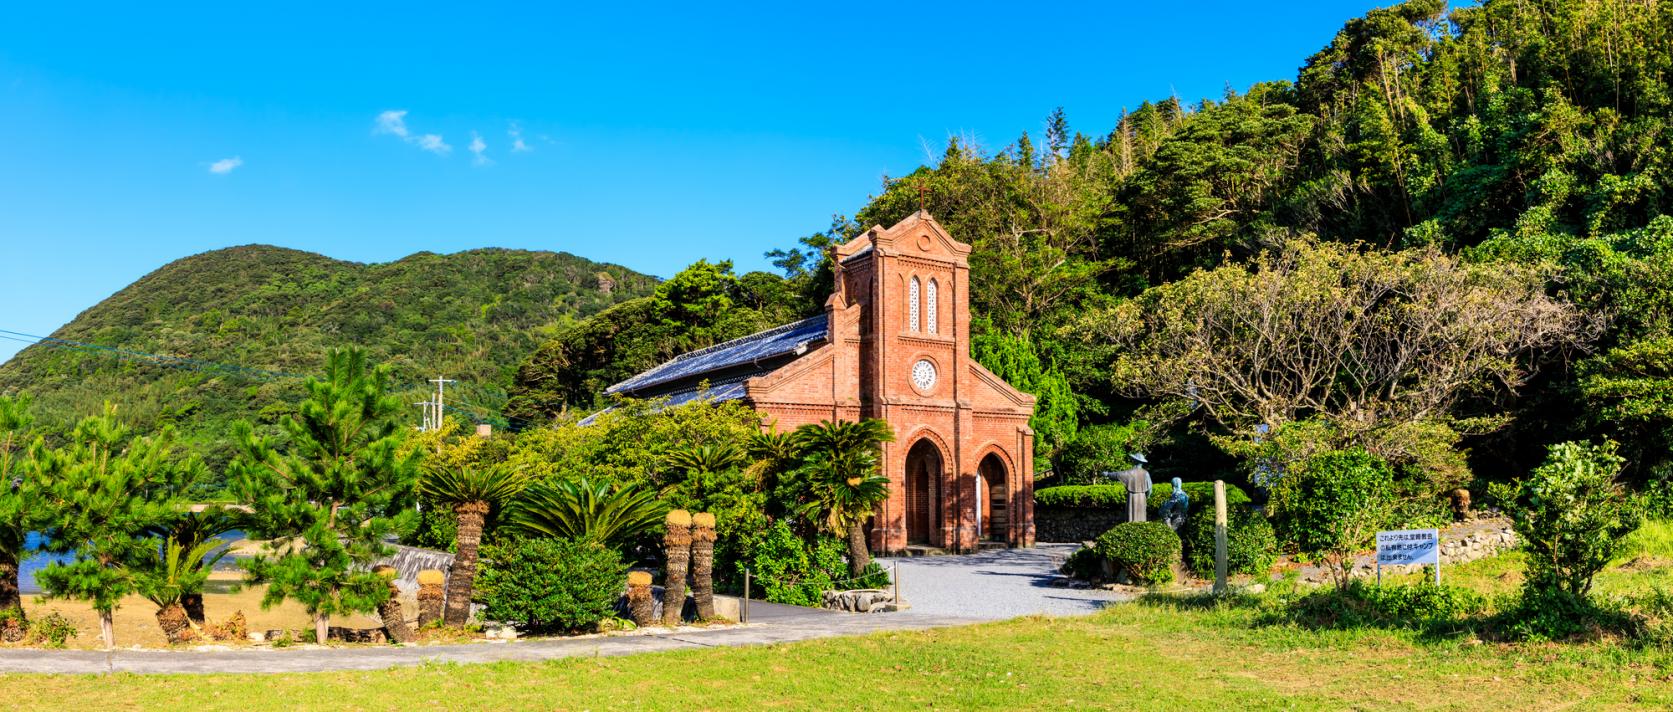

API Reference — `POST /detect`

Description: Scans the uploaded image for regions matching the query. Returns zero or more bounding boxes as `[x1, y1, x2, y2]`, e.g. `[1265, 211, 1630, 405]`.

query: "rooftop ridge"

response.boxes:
[605, 313, 828, 395]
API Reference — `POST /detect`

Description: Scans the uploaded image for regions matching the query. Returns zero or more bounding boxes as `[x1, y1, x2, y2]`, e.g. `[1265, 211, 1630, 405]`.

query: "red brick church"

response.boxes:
[602, 212, 1037, 553]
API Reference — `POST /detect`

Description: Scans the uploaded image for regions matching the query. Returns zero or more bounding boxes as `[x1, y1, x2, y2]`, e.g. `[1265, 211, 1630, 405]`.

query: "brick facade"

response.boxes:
[744, 212, 1037, 552]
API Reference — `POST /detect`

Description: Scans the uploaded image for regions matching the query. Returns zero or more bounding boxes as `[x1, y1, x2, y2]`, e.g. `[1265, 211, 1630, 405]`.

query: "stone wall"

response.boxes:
[1035, 505, 1124, 543]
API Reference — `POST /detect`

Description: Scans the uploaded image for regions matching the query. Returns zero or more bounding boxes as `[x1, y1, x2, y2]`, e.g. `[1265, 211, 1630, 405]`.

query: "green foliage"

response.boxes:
[1181, 505, 1277, 578]
[1093, 521, 1181, 585]
[0, 394, 38, 611]
[1053, 421, 1151, 483]
[1035, 481, 1249, 514]
[737, 520, 864, 607]
[23, 611, 78, 648]
[1270, 449, 1395, 589]
[1493, 441, 1643, 599]
[505, 478, 667, 550]
[1288, 580, 1487, 630]
[229, 349, 419, 627]
[475, 537, 627, 631]
[1494, 586, 1634, 643]
[133, 536, 229, 609]
[31, 406, 185, 620]
[0, 247, 653, 471]
[970, 328, 1077, 462]
[1061, 547, 1103, 580]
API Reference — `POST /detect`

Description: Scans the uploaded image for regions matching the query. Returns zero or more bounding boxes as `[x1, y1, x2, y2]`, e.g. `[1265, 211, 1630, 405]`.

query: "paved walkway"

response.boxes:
[0, 545, 1123, 675]
[888, 543, 1133, 619]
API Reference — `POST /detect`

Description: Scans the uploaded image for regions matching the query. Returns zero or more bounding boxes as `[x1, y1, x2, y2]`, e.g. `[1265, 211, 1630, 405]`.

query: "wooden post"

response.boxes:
[893, 560, 900, 606]
[742, 569, 751, 624]
[1213, 480, 1228, 595]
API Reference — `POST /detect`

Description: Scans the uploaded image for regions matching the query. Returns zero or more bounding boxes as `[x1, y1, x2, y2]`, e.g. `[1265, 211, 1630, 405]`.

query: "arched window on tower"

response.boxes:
[926, 278, 939, 334]
[909, 277, 921, 331]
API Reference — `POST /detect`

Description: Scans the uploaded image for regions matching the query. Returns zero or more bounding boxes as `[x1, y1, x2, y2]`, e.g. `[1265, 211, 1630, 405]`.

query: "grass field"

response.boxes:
[4, 522, 1671, 710]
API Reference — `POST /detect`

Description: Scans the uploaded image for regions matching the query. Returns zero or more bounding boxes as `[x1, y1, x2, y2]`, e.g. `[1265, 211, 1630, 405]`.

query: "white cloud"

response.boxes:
[469, 131, 491, 165]
[508, 122, 531, 153]
[208, 156, 243, 174]
[375, 109, 450, 155]
[374, 110, 410, 138]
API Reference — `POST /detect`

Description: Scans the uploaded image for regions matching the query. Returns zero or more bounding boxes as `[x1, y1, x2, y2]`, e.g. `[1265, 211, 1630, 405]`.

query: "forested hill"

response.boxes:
[0, 244, 656, 464]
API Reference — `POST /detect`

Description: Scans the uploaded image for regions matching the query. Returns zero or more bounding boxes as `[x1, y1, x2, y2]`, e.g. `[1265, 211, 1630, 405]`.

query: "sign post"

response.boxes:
[1375, 528, 1440, 585]
[1213, 480, 1227, 595]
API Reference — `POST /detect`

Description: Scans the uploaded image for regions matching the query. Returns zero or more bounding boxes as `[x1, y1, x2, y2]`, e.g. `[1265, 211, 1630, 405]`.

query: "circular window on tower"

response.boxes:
[911, 358, 938, 393]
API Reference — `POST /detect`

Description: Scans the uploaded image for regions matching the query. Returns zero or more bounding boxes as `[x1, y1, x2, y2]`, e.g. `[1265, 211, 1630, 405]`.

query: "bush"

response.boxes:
[1035, 481, 1250, 514]
[476, 537, 628, 631]
[1181, 505, 1277, 578]
[1492, 440, 1642, 599]
[1094, 521, 1181, 585]
[736, 520, 884, 607]
[1061, 546, 1103, 580]
[1271, 449, 1395, 589]
[24, 612, 78, 648]
[1493, 586, 1634, 642]
[1288, 580, 1485, 629]
[1035, 485, 1127, 509]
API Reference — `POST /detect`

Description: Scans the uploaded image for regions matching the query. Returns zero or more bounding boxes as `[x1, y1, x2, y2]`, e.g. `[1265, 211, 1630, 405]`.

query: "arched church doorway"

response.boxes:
[904, 439, 943, 545]
[978, 453, 1009, 541]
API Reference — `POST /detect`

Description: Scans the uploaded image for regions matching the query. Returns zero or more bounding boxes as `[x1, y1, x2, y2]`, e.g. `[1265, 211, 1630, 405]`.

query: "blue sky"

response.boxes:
[0, 0, 1390, 364]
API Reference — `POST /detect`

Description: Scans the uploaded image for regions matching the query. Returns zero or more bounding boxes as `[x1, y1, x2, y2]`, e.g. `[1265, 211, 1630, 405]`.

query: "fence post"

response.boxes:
[1213, 480, 1228, 595]
[893, 560, 900, 605]
[743, 569, 751, 624]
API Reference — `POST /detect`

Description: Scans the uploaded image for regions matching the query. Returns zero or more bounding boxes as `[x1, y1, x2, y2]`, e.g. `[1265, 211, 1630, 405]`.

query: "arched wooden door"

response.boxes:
[904, 439, 942, 545]
[979, 453, 1009, 541]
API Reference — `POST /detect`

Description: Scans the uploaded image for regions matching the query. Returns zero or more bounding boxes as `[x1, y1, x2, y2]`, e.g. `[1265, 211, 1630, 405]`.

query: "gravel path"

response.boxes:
[886, 543, 1134, 619]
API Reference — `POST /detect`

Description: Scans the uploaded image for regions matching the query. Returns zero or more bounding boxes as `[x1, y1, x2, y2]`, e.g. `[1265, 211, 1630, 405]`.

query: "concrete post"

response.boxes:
[1213, 480, 1228, 595]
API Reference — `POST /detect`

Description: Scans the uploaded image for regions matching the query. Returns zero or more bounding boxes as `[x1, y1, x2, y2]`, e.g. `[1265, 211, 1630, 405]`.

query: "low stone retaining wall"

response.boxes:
[822, 589, 908, 613]
[1372, 517, 1518, 577]
[1035, 505, 1123, 543]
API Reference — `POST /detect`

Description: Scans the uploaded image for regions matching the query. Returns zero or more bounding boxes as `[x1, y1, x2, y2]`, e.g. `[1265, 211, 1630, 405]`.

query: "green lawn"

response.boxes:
[5, 523, 1672, 711]
[5, 595, 1673, 710]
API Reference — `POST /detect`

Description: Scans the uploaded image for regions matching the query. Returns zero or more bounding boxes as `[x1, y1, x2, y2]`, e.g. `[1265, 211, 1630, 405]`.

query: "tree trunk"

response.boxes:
[378, 595, 413, 643]
[661, 512, 692, 626]
[155, 602, 196, 645]
[100, 611, 115, 650]
[691, 520, 716, 621]
[181, 592, 206, 626]
[626, 572, 654, 627]
[848, 522, 871, 579]
[314, 612, 330, 646]
[444, 502, 489, 627]
[0, 548, 21, 615]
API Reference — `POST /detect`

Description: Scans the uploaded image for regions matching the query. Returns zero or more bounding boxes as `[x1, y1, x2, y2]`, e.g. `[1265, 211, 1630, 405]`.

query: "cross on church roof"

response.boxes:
[916, 179, 932, 213]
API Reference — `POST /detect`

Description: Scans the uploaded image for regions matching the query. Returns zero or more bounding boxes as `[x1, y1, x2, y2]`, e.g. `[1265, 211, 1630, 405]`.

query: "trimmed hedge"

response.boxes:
[477, 537, 628, 631]
[1181, 504, 1277, 577]
[1035, 481, 1251, 514]
[1093, 521, 1181, 585]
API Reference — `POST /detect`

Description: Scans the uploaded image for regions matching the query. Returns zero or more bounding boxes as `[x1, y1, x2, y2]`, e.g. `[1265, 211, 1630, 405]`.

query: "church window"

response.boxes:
[926, 279, 939, 334]
[909, 277, 921, 331]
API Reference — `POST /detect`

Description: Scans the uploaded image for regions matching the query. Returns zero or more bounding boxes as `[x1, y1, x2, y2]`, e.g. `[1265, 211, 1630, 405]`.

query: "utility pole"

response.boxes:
[430, 377, 456, 432]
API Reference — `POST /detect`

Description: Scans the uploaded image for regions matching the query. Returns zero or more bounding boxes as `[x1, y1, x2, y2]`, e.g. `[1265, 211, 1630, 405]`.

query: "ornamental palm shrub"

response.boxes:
[418, 463, 529, 626]
[792, 419, 895, 577]
[506, 478, 666, 549]
[30, 406, 184, 648]
[1493, 441, 1642, 600]
[475, 537, 627, 632]
[690, 512, 718, 619]
[229, 349, 420, 646]
[1271, 449, 1395, 590]
[142, 458, 239, 626]
[0, 395, 37, 625]
[661, 510, 692, 625]
[133, 536, 228, 644]
[1094, 521, 1181, 585]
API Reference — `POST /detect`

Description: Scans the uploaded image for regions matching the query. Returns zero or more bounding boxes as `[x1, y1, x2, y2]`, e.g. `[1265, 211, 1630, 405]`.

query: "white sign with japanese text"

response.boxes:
[1376, 528, 1439, 566]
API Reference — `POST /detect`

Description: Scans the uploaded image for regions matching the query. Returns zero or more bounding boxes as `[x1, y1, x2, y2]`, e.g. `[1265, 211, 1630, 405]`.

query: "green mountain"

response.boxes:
[0, 245, 657, 465]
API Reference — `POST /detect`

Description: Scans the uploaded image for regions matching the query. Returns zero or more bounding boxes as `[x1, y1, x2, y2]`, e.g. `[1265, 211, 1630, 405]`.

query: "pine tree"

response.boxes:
[0, 395, 37, 626]
[230, 349, 420, 645]
[31, 405, 181, 648]
[1045, 107, 1070, 162]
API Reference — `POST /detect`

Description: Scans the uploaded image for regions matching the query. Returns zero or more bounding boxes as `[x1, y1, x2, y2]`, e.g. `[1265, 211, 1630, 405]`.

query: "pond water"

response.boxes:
[18, 530, 245, 594]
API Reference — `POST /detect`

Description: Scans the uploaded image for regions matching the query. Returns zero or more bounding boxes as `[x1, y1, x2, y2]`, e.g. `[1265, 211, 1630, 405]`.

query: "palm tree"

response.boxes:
[418, 463, 529, 627]
[792, 419, 895, 578]
[746, 430, 799, 508]
[506, 478, 666, 550]
[664, 443, 747, 499]
[134, 535, 228, 644]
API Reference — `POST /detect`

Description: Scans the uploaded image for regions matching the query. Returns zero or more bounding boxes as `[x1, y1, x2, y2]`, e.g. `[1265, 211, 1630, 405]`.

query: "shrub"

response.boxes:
[1181, 505, 1277, 578]
[1094, 522, 1181, 585]
[1036, 481, 1250, 514]
[1271, 449, 1395, 589]
[1493, 441, 1642, 599]
[1035, 485, 1126, 509]
[24, 612, 78, 648]
[1288, 580, 1485, 629]
[736, 520, 881, 607]
[1493, 586, 1633, 642]
[476, 537, 628, 631]
[1061, 546, 1103, 580]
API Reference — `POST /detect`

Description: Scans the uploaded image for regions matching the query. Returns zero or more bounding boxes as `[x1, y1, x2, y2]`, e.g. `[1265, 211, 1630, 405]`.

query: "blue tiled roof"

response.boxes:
[605, 314, 828, 397]
[578, 379, 751, 426]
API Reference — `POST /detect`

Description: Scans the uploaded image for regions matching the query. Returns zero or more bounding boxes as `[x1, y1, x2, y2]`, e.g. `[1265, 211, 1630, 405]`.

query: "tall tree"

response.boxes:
[230, 349, 420, 645]
[418, 463, 528, 626]
[31, 406, 181, 648]
[792, 419, 895, 577]
[0, 395, 36, 623]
